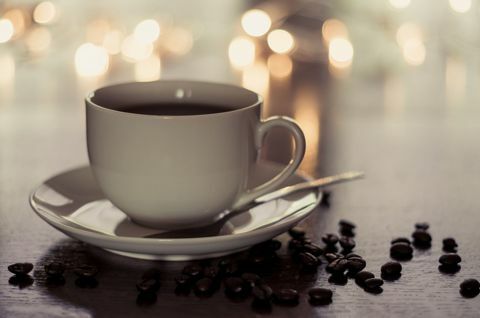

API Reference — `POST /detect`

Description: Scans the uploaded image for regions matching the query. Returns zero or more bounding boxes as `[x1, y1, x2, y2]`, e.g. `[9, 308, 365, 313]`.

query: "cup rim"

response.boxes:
[85, 80, 263, 119]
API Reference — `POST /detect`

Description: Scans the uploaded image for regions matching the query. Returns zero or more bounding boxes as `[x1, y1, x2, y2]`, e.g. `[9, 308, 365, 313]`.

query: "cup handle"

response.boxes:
[232, 116, 306, 209]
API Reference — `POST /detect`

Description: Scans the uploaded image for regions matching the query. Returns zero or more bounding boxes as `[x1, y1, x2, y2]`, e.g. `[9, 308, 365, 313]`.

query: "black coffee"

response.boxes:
[120, 103, 232, 116]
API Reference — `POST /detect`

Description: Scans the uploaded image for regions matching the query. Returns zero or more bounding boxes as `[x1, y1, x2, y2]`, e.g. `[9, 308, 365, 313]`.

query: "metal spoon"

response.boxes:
[145, 170, 364, 239]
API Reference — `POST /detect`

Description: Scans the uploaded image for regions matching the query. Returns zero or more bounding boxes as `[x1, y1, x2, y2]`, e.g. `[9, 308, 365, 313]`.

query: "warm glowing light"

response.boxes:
[135, 55, 161, 82]
[25, 27, 51, 54]
[449, 0, 471, 13]
[396, 22, 422, 47]
[164, 27, 193, 55]
[134, 19, 160, 44]
[0, 53, 15, 84]
[121, 34, 154, 62]
[389, 0, 411, 9]
[322, 19, 348, 44]
[402, 38, 426, 66]
[267, 29, 295, 54]
[102, 30, 123, 55]
[242, 61, 269, 95]
[228, 36, 255, 69]
[86, 19, 110, 45]
[241, 9, 271, 37]
[33, 1, 56, 25]
[0, 19, 14, 43]
[328, 38, 354, 68]
[75, 43, 109, 77]
[3, 9, 27, 37]
[267, 54, 293, 78]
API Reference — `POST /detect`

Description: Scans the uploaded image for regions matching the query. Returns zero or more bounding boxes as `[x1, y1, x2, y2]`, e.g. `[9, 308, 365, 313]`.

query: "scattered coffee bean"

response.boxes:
[322, 233, 339, 246]
[340, 227, 355, 237]
[224, 277, 249, 298]
[136, 291, 157, 306]
[345, 253, 362, 259]
[241, 273, 261, 288]
[203, 266, 219, 280]
[288, 239, 305, 251]
[339, 219, 356, 231]
[355, 271, 375, 288]
[8, 275, 34, 288]
[325, 253, 342, 263]
[415, 222, 430, 230]
[412, 230, 432, 248]
[320, 190, 331, 207]
[8, 263, 33, 276]
[460, 279, 480, 298]
[182, 264, 203, 278]
[44, 262, 65, 277]
[301, 243, 324, 256]
[141, 268, 161, 280]
[328, 273, 348, 285]
[248, 252, 274, 268]
[298, 252, 320, 269]
[326, 258, 349, 274]
[381, 261, 402, 276]
[391, 237, 411, 245]
[174, 274, 191, 286]
[308, 288, 333, 305]
[273, 288, 299, 306]
[346, 257, 366, 274]
[390, 242, 413, 261]
[194, 277, 215, 296]
[442, 238, 458, 252]
[438, 264, 461, 274]
[439, 253, 462, 266]
[288, 227, 306, 240]
[339, 237, 356, 251]
[136, 278, 160, 293]
[252, 284, 273, 301]
[74, 265, 98, 278]
[364, 278, 384, 289]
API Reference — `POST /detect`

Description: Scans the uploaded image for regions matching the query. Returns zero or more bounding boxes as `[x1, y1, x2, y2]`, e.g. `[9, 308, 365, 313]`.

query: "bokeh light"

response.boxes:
[322, 19, 348, 44]
[134, 19, 160, 44]
[449, 0, 471, 13]
[102, 30, 123, 55]
[267, 54, 293, 78]
[241, 9, 271, 37]
[134, 55, 161, 82]
[86, 19, 110, 45]
[396, 22, 422, 47]
[402, 38, 426, 66]
[389, 0, 411, 9]
[242, 61, 269, 95]
[0, 53, 15, 84]
[75, 43, 109, 77]
[328, 38, 354, 68]
[25, 27, 51, 54]
[0, 19, 14, 43]
[33, 1, 57, 25]
[3, 9, 27, 38]
[228, 36, 255, 69]
[267, 29, 295, 54]
[121, 34, 154, 62]
[164, 27, 193, 56]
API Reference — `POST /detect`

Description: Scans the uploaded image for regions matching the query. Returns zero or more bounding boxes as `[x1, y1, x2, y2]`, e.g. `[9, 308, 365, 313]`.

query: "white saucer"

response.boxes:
[30, 162, 321, 261]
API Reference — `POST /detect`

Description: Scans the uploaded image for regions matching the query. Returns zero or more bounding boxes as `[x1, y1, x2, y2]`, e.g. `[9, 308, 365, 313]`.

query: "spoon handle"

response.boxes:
[253, 171, 365, 204]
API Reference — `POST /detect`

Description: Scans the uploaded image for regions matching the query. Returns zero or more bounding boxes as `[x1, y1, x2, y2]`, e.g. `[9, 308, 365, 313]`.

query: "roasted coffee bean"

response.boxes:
[74, 265, 98, 278]
[327, 258, 349, 274]
[438, 264, 461, 274]
[364, 278, 384, 289]
[203, 266, 219, 280]
[223, 261, 242, 277]
[346, 257, 366, 274]
[301, 243, 324, 256]
[355, 271, 375, 287]
[44, 262, 65, 277]
[288, 239, 305, 250]
[141, 268, 161, 280]
[320, 190, 331, 207]
[194, 277, 215, 296]
[339, 219, 356, 231]
[340, 227, 355, 237]
[345, 253, 362, 259]
[288, 227, 306, 239]
[299, 252, 320, 268]
[75, 277, 98, 288]
[252, 284, 273, 302]
[182, 264, 203, 278]
[442, 238, 458, 252]
[322, 233, 339, 246]
[391, 237, 411, 245]
[381, 261, 402, 276]
[412, 230, 432, 247]
[8, 275, 34, 288]
[308, 288, 333, 305]
[8, 263, 33, 276]
[273, 288, 299, 305]
[460, 279, 480, 298]
[439, 253, 462, 266]
[136, 291, 157, 306]
[415, 222, 429, 230]
[241, 273, 261, 287]
[328, 273, 348, 285]
[390, 242, 413, 260]
[325, 253, 342, 263]
[136, 278, 160, 293]
[364, 286, 383, 294]
[174, 274, 191, 286]
[224, 277, 249, 298]
[248, 252, 274, 268]
[339, 237, 356, 251]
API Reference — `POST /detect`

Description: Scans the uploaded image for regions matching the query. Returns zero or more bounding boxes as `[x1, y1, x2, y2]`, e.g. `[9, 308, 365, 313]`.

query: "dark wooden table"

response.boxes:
[1, 1, 480, 317]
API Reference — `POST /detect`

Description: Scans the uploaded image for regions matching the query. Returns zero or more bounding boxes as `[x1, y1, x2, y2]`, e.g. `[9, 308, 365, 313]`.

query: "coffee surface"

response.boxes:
[120, 103, 232, 116]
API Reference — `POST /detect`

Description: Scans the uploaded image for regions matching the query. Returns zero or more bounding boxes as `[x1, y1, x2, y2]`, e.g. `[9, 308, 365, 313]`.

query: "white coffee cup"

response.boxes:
[86, 80, 305, 229]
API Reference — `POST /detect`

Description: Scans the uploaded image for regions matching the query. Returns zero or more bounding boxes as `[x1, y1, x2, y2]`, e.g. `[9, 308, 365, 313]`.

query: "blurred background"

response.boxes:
[0, 0, 479, 177]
